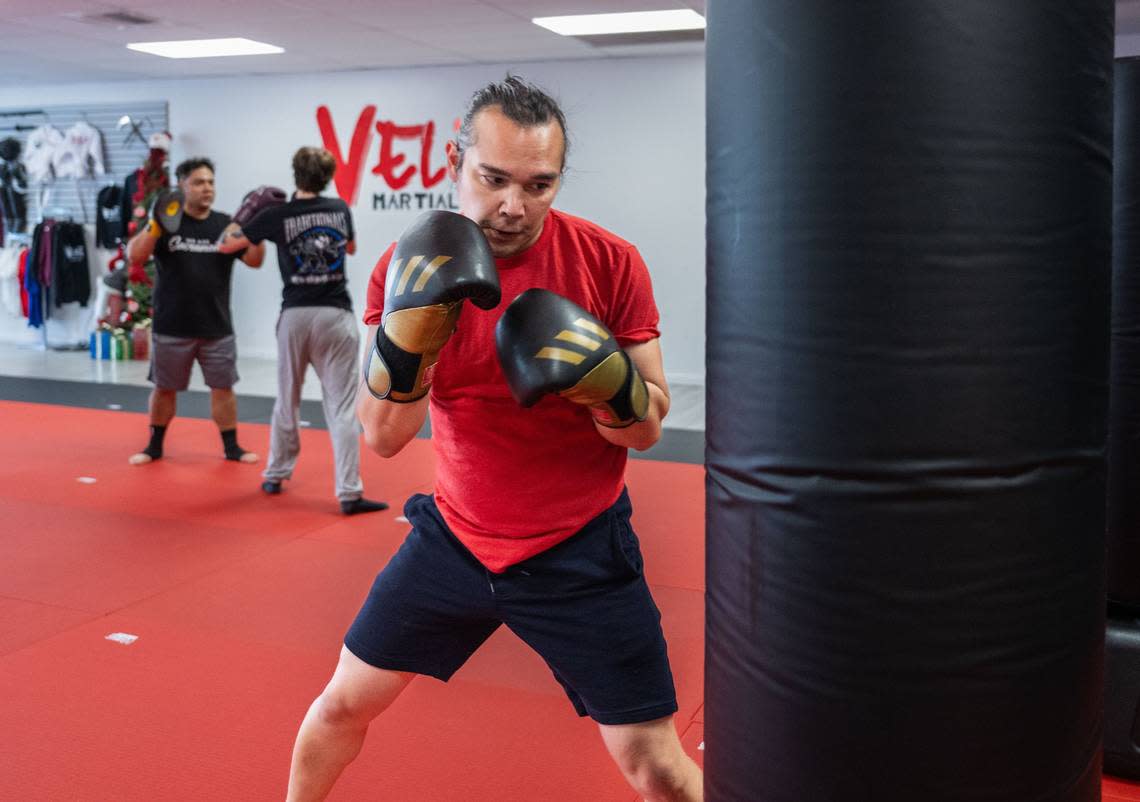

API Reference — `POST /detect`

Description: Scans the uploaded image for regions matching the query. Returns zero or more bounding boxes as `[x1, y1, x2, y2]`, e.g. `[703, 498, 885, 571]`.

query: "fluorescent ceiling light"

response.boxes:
[126, 38, 284, 59]
[533, 9, 705, 36]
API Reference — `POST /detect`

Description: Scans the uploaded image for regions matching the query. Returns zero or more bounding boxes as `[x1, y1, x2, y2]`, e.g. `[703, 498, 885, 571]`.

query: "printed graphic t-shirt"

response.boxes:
[153, 210, 240, 338]
[242, 196, 354, 312]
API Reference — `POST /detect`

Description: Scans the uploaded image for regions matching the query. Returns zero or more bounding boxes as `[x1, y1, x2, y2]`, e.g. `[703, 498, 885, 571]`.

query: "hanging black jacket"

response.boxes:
[52, 221, 90, 307]
[96, 185, 124, 248]
[0, 158, 28, 233]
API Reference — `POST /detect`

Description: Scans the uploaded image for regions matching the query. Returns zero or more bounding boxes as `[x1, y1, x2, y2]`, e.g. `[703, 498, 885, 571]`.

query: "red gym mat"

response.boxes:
[0, 400, 701, 801]
[1110, 778, 1140, 802]
[1, 398, 1135, 801]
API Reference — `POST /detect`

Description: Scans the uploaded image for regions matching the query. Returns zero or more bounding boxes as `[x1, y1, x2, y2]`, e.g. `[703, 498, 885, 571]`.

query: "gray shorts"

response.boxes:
[149, 333, 240, 391]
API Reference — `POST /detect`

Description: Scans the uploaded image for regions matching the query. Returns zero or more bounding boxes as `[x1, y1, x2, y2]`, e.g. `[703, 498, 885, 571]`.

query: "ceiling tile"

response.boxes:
[486, 0, 692, 16]
[320, 0, 528, 30]
[409, 31, 597, 59]
[296, 28, 470, 67]
[580, 39, 705, 60]
[5, 0, 117, 14]
[12, 11, 186, 45]
[0, 0, 708, 86]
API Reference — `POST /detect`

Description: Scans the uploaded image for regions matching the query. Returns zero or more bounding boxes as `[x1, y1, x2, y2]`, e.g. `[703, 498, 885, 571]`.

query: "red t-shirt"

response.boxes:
[365, 209, 661, 572]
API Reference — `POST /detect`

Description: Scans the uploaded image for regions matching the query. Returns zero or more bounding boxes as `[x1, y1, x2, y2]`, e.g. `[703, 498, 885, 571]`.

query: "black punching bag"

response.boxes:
[705, 3, 1112, 801]
[1109, 59, 1140, 613]
[1105, 56, 1140, 780]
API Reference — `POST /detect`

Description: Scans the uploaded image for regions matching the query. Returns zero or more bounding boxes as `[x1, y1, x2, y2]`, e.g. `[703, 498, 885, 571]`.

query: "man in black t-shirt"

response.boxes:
[126, 157, 266, 466]
[219, 147, 386, 516]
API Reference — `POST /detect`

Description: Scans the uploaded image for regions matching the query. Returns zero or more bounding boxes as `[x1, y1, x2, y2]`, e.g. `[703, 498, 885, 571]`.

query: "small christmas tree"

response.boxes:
[119, 143, 170, 330]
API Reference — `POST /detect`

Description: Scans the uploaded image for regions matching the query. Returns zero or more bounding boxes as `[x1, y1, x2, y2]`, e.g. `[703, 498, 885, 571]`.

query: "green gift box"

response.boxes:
[111, 329, 132, 360]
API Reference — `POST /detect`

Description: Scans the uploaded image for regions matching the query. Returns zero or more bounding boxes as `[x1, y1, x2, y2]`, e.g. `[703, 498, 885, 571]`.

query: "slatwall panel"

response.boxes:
[0, 100, 168, 229]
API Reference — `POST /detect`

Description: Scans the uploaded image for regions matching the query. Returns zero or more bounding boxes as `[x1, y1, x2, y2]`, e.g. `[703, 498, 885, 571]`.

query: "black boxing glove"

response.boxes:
[365, 210, 500, 402]
[232, 185, 287, 227]
[495, 288, 649, 428]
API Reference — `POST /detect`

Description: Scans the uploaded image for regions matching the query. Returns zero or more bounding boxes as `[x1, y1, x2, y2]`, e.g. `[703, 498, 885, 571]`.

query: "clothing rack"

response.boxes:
[0, 100, 168, 225]
[4, 231, 30, 247]
[23, 213, 86, 351]
[41, 205, 73, 223]
[2, 230, 46, 351]
[0, 110, 46, 132]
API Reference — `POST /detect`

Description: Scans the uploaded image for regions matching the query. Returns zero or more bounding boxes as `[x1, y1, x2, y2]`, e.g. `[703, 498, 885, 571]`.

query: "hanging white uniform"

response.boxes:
[22, 125, 64, 183]
[54, 121, 106, 180]
[0, 246, 24, 317]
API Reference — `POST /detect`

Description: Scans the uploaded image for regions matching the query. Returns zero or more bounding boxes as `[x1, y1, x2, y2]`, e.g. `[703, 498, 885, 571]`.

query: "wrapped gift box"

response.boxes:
[89, 329, 112, 360]
[89, 329, 132, 360]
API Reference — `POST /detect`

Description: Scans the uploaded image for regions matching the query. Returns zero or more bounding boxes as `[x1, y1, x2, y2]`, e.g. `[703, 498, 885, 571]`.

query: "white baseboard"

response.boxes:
[663, 374, 704, 431]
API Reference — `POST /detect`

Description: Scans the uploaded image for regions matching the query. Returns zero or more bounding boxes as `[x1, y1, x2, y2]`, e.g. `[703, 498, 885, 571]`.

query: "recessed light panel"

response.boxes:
[126, 38, 284, 59]
[533, 10, 705, 36]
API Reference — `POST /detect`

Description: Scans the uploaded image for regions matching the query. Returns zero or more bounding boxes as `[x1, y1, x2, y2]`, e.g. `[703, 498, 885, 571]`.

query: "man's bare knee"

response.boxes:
[601, 717, 701, 802]
[612, 745, 684, 798]
[312, 691, 373, 730]
[634, 757, 691, 800]
[314, 648, 414, 731]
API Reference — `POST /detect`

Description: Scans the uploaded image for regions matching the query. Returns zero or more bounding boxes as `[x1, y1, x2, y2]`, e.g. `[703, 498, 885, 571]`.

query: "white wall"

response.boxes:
[0, 55, 706, 425]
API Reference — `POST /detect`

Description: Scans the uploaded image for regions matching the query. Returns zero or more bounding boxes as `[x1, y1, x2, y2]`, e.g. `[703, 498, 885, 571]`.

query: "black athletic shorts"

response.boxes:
[344, 489, 678, 726]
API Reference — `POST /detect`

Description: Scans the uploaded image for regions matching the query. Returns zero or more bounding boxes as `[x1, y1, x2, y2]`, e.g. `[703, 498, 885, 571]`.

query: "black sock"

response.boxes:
[341, 497, 389, 515]
[220, 428, 247, 461]
[142, 425, 167, 459]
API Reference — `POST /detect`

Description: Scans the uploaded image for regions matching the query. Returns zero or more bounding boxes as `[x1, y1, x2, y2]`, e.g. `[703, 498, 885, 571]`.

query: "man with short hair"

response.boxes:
[126, 157, 264, 466]
[219, 147, 387, 516]
[286, 76, 704, 802]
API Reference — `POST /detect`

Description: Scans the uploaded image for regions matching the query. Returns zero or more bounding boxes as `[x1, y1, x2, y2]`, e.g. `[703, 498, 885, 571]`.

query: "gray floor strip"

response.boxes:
[0, 375, 703, 465]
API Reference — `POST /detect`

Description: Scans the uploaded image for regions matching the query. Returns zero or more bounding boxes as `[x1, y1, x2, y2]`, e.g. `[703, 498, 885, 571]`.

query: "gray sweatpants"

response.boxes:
[264, 306, 364, 502]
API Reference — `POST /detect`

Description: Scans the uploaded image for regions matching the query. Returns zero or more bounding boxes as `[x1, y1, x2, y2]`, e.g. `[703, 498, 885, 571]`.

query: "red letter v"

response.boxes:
[316, 105, 377, 206]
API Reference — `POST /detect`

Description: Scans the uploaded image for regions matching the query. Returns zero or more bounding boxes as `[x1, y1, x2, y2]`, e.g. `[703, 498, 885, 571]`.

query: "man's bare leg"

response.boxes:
[599, 715, 703, 802]
[287, 647, 414, 802]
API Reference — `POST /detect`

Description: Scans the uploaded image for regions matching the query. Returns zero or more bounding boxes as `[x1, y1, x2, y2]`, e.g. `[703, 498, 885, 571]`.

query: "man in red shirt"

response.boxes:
[286, 76, 703, 802]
